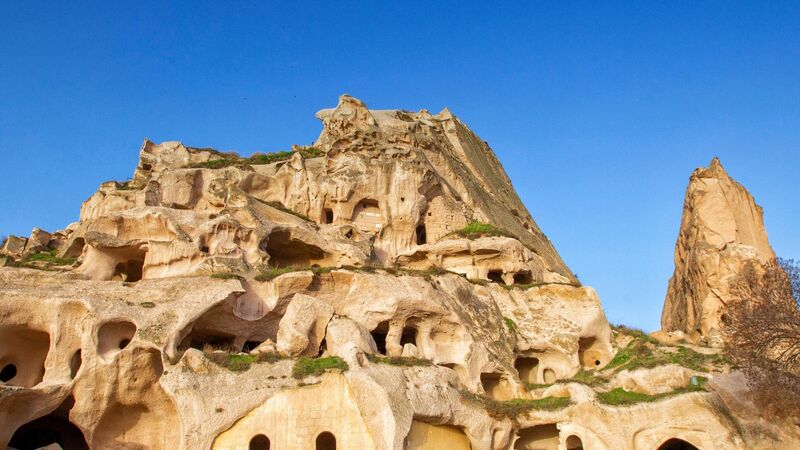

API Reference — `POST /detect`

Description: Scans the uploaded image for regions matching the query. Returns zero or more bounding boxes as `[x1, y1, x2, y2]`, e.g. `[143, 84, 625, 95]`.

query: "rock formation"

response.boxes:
[661, 158, 776, 346]
[1, 98, 797, 450]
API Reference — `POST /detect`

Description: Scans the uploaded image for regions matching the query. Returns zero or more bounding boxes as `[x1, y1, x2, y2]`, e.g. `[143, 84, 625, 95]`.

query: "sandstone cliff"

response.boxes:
[1, 101, 797, 450]
[661, 157, 776, 345]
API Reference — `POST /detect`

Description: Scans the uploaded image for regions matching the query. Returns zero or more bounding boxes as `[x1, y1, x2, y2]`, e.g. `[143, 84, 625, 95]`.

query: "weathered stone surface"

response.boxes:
[662, 158, 776, 345]
[276, 293, 334, 356]
[1, 100, 797, 450]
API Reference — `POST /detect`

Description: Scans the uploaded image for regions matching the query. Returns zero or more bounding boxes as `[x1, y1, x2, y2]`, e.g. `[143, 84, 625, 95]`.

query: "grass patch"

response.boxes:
[190, 147, 324, 170]
[606, 329, 728, 372]
[202, 347, 285, 372]
[367, 354, 432, 366]
[292, 356, 349, 379]
[23, 250, 76, 267]
[452, 221, 511, 239]
[227, 354, 257, 372]
[463, 391, 571, 419]
[569, 369, 605, 386]
[210, 272, 243, 280]
[597, 377, 708, 406]
[503, 317, 517, 333]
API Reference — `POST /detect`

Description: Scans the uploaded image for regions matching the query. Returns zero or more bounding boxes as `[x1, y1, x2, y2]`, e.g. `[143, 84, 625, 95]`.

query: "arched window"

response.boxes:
[658, 438, 700, 450]
[316, 431, 336, 450]
[249, 434, 270, 450]
[566, 434, 584, 450]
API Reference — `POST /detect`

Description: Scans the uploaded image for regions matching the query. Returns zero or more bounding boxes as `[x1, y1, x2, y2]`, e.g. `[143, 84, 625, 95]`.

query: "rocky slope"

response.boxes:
[661, 158, 776, 346]
[1, 98, 797, 450]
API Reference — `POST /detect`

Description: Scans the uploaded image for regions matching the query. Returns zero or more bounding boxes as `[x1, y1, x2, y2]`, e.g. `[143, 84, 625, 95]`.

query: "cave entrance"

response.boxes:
[323, 208, 334, 225]
[513, 271, 533, 285]
[480, 372, 513, 400]
[316, 431, 336, 450]
[249, 434, 271, 450]
[97, 321, 137, 356]
[658, 438, 700, 450]
[351, 199, 382, 233]
[0, 325, 50, 388]
[578, 337, 604, 368]
[180, 329, 238, 353]
[400, 325, 418, 348]
[566, 435, 584, 450]
[514, 423, 559, 450]
[514, 356, 540, 384]
[9, 396, 89, 450]
[488, 270, 503, 283]
[415, 224, 427, 245]
[109, 245, 147, 282]
[371, 321, 390, 355]
[264, 230, 327, 268]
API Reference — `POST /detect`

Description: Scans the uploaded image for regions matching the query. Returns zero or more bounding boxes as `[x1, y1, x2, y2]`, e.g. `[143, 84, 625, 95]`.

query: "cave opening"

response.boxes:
[9, 396, 89, 450]
[514, 356, 540, 384]
[415, 224, 427, 245]
[488, 270, 504, 283]
[513, 271, 533, 284]
[264, 230, 327, 268]
[371, 321, 390, 354]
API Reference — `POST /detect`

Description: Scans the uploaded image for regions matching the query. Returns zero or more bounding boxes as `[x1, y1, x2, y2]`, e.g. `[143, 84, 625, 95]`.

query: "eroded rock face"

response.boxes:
[661, 158, 776, 345]
[1, 99, 796, 450]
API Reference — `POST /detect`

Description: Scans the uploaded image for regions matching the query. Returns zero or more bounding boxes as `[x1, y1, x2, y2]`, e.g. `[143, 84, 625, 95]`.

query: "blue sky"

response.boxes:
[1, 1, 798, 331]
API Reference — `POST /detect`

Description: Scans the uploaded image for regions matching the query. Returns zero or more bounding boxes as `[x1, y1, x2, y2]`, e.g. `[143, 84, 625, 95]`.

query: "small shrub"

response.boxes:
[140, 302, 156, 308]
[227, 354, 257, 372]
[503, 317, 517, 333]
[292, 356, 349, 379]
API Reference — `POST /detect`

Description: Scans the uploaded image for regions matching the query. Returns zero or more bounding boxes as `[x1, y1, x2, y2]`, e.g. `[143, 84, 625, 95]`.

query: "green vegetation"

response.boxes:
[210, 272, 243, 280]
[597, 377, 708, 406]
[367, 354, 432, 367]
[607, 326, 728, 372]
[190, 147, 324, 170]
[453, 221, 511, 239]
[292, 356, 349, 379]
[569, 369, 605, 386]
[467, 393, 571, 419]
[203, 349, 284, 372]
[227, 354, 258, 372]
[377, 266, 450, 280]
[19, 250, 76, 268]
[503, 317, 517, 333]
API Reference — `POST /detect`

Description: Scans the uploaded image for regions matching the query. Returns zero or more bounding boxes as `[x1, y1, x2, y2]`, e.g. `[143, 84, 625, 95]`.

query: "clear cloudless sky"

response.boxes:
[1, 1, 798, 331]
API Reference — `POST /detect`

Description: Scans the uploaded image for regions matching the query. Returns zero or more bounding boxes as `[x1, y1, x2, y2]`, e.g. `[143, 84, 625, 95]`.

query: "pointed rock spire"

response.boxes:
[661, 157, 775, 345]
